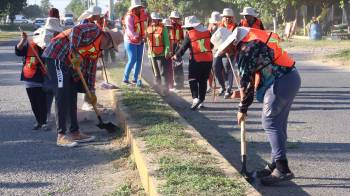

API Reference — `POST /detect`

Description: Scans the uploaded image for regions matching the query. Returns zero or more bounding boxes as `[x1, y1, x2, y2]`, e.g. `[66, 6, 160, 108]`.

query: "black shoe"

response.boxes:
[256, 163, 275, 178]
[260, 169, 295, 186]
[41, 124, 49, 131]
[224, 91, 233, 99]
[218, 88, 226, 96]
[32, 124, 42, 130]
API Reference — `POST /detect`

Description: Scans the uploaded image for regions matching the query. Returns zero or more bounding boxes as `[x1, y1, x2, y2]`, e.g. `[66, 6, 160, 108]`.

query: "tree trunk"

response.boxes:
[273, 16, 277, 33]
[343, 0, 350, 33]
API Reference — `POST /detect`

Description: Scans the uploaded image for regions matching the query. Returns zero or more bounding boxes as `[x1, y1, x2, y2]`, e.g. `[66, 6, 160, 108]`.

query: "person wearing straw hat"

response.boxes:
[162, 18, 177, 92]
[15, 30, 49, 131]
[207, 11, 222, 93]
[42, 23, 123, 147]
[147, 12, 171, 95]
[212, 27, 300, 185]
[78, 5, 103, 26]
[172, 16, 213, 110]
[214, 8, 238, 99]
[239, 7, 264, 30]
[169, 10, 185, 90]
[122, 0, 148, 85]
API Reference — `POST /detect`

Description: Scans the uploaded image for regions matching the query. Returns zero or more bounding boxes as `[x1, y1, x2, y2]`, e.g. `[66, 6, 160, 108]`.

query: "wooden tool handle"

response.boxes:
[240, 120, 247, 156]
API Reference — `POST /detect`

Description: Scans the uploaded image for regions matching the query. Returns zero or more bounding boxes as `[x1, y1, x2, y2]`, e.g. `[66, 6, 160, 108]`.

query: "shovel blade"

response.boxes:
[97, 122, 120, 134]
[100, 82, 119, 90]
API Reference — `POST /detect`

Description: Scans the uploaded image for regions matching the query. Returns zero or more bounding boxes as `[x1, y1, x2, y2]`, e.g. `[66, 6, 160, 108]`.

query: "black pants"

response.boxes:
[26, 87, 47, 125]
[172, 43, 184, 88]
[45, 58, 79, 134]
[213, 55, 234, 92]
[151, 56, 170, 89]
[188, 61, 212, 102]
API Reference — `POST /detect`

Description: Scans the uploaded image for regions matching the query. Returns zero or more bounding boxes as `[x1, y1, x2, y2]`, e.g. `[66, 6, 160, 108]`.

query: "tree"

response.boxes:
[7, 0, 27, 23]
[40, 0, 52, 16]
[66, 0, 86, 19]
[22, 5, 43, 19]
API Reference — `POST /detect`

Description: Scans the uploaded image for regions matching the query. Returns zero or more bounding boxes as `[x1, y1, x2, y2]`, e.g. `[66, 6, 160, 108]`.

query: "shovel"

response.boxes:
[226, 53, 241, 99]
[240, 119, 256, 182]
[99, 57, 119, 89]
[71, 56, 119, 133]
[136, 43, 146, 87]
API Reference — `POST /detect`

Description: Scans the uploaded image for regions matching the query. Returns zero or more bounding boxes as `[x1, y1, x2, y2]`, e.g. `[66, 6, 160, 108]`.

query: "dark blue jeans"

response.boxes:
[262, 69, 301, 162]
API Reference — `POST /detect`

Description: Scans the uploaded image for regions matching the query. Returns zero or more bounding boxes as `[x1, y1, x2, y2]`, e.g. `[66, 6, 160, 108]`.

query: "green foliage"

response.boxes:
[22, 5, 43, 19]
[66, 0, 86, 19]
[0, 24, 35, 32]
[40, 0, 52, 16]
[5, 0, 27, 23]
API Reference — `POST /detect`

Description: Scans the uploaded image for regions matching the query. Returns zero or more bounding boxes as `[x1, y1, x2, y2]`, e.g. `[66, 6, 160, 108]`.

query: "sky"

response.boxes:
[27, 0, 111, 14]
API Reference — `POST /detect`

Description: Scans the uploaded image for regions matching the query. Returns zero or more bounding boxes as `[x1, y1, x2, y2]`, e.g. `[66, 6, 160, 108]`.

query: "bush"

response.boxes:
[0, 24, 35, 32]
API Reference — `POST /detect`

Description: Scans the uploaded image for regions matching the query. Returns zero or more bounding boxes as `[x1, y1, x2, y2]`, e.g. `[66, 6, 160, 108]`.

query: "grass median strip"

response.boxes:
[107, 64, 246, 195]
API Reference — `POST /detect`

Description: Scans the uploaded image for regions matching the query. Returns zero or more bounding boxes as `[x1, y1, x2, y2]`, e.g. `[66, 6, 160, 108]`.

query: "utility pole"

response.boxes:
[109, 0, 114, 20]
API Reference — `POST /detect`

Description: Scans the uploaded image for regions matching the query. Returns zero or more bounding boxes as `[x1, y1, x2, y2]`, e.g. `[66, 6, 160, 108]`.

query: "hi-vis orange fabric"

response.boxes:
[219, 22, 237, 32]
[147, 24, 165, 55]
[188, 29, 213, 62]
[23, 41, 42, 79]
[240, 18, 263, 30]
[125, 8, 148, 41]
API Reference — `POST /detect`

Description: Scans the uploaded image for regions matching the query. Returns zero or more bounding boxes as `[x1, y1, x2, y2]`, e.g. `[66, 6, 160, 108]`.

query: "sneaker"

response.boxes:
[256, 164, 275, 178]
[81, 102, 93, 111]
[41, 124, 49, 131]
[260, 169, 295, 186]
[206, 87, 212, 94]
[122, 80, 131, 85]
[198, 102, 205, 109]
[131, 80, 137, 85]
[169, 88, 179, 93]
[57, 134, 78, 147]
[32, 124, 42, 130]
[224, 91, 233, 99]
[71, 132, 96, 143]
[191, 98, 201, 110]
[218, 88, 226, 96]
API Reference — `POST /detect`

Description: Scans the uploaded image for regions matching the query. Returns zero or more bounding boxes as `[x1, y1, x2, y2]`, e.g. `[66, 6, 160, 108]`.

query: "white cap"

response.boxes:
[88, 5, 102, 16]
[44, 17, 63, 32]
[216, 27, 250, 55]
[240, 7, 258, 17]
[222, 8, 234, 17]
[150, 12, 162, 20]
[209, 11, 221, 24]
[162, 19, 172, 27]
[170, 11, 181, 19]
[210, 27, 232, 57]
[182, 16, 201, 28]
[129, 0, 142, 10]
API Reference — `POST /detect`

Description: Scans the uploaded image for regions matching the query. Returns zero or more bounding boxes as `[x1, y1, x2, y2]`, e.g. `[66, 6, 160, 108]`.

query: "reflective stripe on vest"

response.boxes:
[23, 41, 40, 79]
[147, 24, 165, 55]
[188, 29, 213, 62]
[126, 9, 148, 39]
[240, 19, 263, 30]
[241, 28, 295, 68]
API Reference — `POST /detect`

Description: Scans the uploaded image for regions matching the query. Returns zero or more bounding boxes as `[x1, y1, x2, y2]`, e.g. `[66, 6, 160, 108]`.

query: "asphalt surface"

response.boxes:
[142, 49, 350, 195]
[0, 41, 125, 195]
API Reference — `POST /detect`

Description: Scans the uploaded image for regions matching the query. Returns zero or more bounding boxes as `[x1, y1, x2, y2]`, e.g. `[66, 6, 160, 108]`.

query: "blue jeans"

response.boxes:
[262, 69, 301, 162]
[123, 42, 144, 82]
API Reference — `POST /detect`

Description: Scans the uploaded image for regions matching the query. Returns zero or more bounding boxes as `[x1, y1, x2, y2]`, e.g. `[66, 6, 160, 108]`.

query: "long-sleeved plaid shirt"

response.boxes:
[42, 23, 101, 92]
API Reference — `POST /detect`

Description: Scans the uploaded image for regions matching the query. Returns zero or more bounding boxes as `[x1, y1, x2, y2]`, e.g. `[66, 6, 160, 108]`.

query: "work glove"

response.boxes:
[87, 93, 97, 106]
[237, 111, 247, 125]
[70, 53, 81, 70]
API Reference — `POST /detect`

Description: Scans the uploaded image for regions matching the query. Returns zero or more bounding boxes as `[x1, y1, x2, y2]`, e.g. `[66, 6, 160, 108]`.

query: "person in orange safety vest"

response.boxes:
[239, 7, 265, 30]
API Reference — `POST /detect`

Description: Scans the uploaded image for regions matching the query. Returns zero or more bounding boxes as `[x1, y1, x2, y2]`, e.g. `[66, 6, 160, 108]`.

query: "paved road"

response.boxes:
[142, 50, 350, 195]
[0, 41, 125, 195]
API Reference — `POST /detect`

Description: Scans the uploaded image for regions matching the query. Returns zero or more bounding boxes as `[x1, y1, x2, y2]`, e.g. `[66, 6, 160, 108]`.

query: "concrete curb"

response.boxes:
[109, 87, 261, 196]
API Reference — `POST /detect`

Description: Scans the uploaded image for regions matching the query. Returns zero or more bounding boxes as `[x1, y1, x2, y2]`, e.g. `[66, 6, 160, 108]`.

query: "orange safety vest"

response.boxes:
[188, 29, 213, 62]
[169, 23, 183, 44]
[147, 24, 165, 55]
[241, 28, 295, 68]
[55, 28, 103, 60]
[23, 41, 43, 79]
[240, 18, 263, 30]
[126, 8, 148, 40]
[219, 22, 237, 32]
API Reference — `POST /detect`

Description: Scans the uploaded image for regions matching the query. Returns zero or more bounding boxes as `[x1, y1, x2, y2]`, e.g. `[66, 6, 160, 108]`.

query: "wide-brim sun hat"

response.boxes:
[209, 11, 221, 24]
[129, 0, 143, 10]
[106, 28, 124, 52]
[170, 11, 181, 19]
[88, 5, 102, 16]
[210, 27, 232, 57]
[32, 28, 44, 46]
[162, 19, 172, 27]
[222, 8, 234, 17]
[44, 17, 63, 32]
[150, 12, 162, 20]
[240, 7, 258, 17]
[182, 16, 201, 28]
[217, 27, 249, 56]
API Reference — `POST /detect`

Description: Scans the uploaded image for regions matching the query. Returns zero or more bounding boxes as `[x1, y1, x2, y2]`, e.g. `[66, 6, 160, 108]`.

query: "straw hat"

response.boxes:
[182, 16, 201, 28]
[169, 11, 181, 19]
[129, 0, 142, 10]
[209, 11, 221, 24]
[105, 28, 124, 52]
[210, 27, 232, 57]
[44, 17, 63, 32]
[162, 19, 172, 27]
[222, 8, 234, 17]
[240, 7, 258, 17]
[150, 12, 162, 20]
[217, 27, 249, 55]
